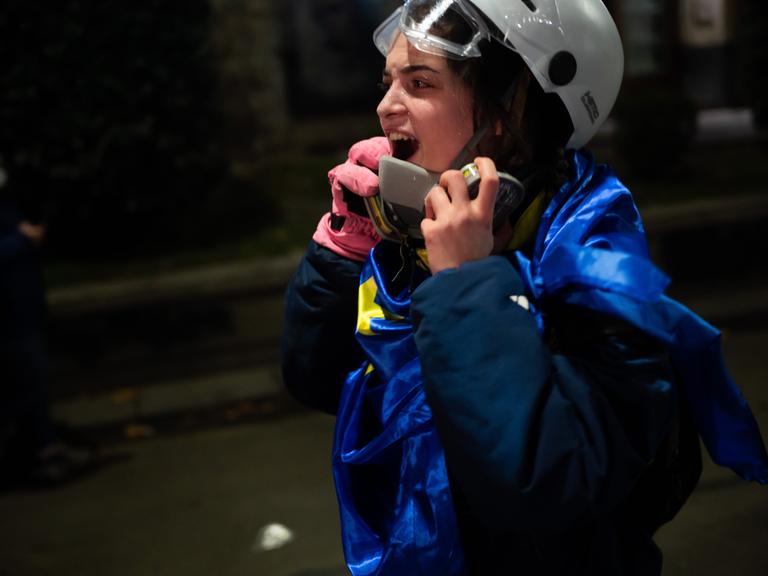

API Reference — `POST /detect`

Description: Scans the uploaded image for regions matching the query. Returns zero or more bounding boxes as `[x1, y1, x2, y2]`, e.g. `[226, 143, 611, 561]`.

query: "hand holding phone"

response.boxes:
[366, 155, 526, 243]
[421, 158, 501, 274]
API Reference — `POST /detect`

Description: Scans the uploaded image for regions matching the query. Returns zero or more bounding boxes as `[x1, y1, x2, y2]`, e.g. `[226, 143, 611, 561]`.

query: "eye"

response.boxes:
[412, 79, 431, 90]
[377, 81, 391, 92]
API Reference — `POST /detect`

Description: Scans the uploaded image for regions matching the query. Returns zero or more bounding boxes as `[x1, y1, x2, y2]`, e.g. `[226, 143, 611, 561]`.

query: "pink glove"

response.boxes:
[313, 137, 390, 261]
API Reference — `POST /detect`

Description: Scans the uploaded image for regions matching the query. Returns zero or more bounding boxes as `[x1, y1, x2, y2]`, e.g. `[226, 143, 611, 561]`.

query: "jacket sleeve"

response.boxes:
[281, 240, 366, 414]
[410, 255, 675, 535]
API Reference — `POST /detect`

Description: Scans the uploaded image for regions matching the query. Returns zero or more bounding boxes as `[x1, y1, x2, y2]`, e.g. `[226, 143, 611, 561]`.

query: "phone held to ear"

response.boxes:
[364, 155, 526, 243]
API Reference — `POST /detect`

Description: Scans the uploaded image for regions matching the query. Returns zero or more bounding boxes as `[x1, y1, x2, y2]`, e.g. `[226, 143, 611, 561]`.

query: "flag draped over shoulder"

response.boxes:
[515, 151, 768, 483]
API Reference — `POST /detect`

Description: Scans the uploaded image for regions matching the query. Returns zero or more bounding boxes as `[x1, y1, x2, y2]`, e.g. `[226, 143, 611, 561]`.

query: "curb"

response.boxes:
[47, 251, 304, 315]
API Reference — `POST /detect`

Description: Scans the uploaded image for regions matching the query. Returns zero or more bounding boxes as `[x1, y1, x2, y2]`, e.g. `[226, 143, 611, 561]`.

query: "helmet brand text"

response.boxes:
[581, 91, 600, 124]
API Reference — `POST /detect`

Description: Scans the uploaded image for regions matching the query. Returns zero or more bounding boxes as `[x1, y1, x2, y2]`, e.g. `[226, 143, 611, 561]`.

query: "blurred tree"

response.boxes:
[0, 0, 277, 260]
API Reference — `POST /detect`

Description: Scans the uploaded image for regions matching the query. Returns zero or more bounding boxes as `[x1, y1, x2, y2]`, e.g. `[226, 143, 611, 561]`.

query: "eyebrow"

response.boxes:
[382, 64, 441, 77]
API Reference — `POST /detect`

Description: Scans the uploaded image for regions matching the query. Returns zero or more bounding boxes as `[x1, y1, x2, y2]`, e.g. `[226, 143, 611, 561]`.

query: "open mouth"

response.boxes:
[389, 133, 419, 161]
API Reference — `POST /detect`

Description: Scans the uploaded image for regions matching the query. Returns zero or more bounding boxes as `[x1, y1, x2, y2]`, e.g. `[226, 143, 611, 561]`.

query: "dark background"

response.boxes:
[0, 0, 395, 268]
[0, 0, 764, 280]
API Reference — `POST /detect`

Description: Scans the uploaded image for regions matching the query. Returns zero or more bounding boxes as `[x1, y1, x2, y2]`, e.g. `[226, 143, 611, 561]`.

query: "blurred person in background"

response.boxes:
[0, 154, 95, 488]
[281, 1, 768, 574]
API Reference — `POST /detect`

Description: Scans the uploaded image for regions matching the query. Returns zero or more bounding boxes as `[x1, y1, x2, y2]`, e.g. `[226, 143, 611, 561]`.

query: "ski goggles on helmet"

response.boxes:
[373, 0, 492, 60]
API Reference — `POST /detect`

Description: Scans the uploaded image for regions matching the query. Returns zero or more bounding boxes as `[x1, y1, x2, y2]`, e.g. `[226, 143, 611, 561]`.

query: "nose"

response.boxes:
[376, 83, 407, 121]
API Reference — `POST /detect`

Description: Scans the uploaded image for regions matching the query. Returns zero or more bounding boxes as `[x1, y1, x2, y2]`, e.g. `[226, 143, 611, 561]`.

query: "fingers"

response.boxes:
[438, 170, 470, 206]
[424, 184, 451, 220]
[473, 157, 499, 218]
[426, 159, 498, 224]
[424, 191, 435, 220]
[421, 160, 501, 273]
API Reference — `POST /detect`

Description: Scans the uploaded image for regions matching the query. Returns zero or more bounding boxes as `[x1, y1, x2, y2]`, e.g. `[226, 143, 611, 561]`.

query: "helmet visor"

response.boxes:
[373, 0, 490, 60]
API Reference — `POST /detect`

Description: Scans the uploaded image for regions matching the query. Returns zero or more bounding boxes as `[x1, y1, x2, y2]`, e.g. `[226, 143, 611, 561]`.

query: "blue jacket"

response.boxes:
[281, 151, 767, 575]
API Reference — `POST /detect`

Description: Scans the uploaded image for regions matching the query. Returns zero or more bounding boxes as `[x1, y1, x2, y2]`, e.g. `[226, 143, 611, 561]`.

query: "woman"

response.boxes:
[281, 1, 768, 574]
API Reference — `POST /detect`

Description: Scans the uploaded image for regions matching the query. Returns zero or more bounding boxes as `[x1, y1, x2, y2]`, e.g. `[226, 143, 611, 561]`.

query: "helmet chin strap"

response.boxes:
[509, 69, 532, 131]
[449, 72, 521, 170]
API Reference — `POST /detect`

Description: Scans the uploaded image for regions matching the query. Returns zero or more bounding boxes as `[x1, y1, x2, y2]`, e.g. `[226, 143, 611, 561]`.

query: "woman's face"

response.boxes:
[377, 34, 475, 173]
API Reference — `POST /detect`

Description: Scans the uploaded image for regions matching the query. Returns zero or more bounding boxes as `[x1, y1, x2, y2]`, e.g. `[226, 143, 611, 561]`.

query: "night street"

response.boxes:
[2, 1, 768, 573]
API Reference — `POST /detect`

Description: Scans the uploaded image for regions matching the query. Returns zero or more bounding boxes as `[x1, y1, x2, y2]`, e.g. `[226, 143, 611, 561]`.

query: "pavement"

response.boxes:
[0, 410, 350, 576]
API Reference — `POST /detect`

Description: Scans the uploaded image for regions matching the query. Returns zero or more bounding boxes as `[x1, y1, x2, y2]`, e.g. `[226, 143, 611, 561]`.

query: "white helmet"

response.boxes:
[374, 0, 624, 149]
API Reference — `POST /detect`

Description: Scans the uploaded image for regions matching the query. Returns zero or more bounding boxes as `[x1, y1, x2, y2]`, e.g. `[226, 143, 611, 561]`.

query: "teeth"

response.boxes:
[388, 132, 411, 142]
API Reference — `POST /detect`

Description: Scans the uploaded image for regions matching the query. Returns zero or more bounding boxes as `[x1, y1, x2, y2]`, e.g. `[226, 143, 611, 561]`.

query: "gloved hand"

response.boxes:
[313, 136, 390, 261]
